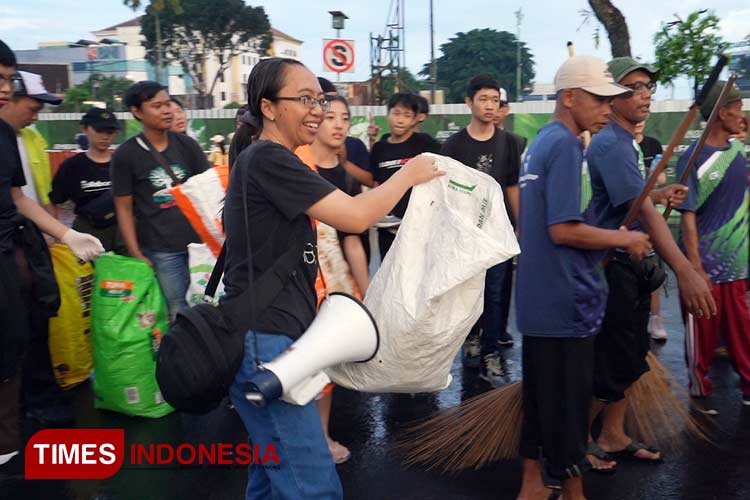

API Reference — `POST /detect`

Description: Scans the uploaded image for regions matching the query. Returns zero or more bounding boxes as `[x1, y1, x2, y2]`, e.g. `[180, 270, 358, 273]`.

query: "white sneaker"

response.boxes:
[648, 314, 668, 340]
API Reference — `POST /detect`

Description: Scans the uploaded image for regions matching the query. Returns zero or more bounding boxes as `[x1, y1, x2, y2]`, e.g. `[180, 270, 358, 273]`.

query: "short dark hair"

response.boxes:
[169, 96, 184, 109]
[416, 95, 429, 116]
[317, 77, 336, 94]
[466, 74, 500, 100]
[0, 40, 16, 68]
[124, 81, 167, 112]
[246, 57, 305, 131]
[326, 95, 350, 113]
[387, 92, 420, 114]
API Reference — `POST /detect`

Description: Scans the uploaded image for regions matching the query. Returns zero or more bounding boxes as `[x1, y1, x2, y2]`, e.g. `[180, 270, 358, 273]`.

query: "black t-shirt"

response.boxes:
[111, 132, 209, 252]
[368, 132, 441, 218]
[222, 141, 336, 339]
[50, 152, 112, 215]
[318, 162, 361, 238]
[638, 135, 663, 171]
[345, 136, 369, 170]
[440, 128, 520, 188]
[0, 119, 25, 251]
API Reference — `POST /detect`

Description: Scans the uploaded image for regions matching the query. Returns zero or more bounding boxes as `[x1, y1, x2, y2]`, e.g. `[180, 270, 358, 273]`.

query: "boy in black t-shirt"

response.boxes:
[51, 107, 126, 253]
[368, 93, 441, 258]
[441, 75, 521, 385]
[112, 81, 210, 321]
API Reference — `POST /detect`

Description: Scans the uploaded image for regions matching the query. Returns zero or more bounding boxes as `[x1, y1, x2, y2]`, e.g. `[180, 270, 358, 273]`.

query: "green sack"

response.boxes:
[91, 253, 173, 418]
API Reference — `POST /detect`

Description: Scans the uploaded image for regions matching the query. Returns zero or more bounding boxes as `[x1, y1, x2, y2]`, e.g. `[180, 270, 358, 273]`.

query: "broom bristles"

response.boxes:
[399, 353, 713, 473]
[398, 381, 523, 473]
[624, 352, 714, 447]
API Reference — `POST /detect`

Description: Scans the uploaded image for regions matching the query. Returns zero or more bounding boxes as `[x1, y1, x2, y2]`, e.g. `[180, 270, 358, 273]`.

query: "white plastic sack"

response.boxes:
[327, 154, 520, 393]
[171, 165, 228, 257]
[186, 243, 225, 306]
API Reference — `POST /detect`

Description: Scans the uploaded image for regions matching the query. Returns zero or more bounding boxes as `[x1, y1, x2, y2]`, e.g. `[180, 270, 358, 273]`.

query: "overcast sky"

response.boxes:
[2, 0, 749, 99]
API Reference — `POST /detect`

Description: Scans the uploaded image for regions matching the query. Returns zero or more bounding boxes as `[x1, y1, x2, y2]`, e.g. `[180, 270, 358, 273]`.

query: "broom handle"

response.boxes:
[662, 73, 738, 220]
[602, 55, 727, 266]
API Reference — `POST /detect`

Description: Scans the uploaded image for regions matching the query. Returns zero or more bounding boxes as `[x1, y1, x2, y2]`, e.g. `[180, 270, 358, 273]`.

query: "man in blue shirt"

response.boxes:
[516, 55, 651, 500]
[586, 57, 716, 470]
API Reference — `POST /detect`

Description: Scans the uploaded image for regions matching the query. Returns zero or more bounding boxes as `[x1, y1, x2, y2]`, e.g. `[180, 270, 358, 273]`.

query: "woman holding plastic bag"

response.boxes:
[222, 58, 442, 499]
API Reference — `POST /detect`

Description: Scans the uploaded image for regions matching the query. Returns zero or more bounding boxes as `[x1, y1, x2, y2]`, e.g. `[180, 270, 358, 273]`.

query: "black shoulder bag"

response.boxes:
[155, 154, 306, 415]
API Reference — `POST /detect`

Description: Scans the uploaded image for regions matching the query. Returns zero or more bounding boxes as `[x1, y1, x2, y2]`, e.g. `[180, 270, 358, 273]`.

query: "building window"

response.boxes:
[220, 72, 225, 83]
[221, 91, 226, 101]
[242, 56, 246, 64]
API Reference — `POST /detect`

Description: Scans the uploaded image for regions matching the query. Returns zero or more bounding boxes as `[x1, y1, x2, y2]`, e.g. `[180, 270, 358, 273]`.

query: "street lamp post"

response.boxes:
[328, 10, 348, 83]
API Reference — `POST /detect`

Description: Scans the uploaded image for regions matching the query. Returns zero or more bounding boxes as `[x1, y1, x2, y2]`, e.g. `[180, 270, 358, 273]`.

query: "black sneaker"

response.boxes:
[479, 352, 508, 386]
[0, 452, 23, 483]
[462, 335, 482, 369]
[26, 405, 75, 427]
[691, 396, 719, 416]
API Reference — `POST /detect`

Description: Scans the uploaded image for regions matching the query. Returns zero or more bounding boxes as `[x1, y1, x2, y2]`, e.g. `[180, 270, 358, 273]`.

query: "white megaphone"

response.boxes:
[244, 292, 379, 407]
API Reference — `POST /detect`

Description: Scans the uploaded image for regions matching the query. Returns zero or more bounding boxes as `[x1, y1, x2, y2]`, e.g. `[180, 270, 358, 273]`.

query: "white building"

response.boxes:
[89, 17, 303, 108]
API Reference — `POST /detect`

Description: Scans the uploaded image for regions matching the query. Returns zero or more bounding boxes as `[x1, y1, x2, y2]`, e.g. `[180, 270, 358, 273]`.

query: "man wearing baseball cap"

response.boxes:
[585, 57, 716, 470]
[515, 56, 650, 500]
[0, 40, 103, 480]
[50, 107, 126, 253]
[0, 71, 61, 217]
[676, 80, 750, 413]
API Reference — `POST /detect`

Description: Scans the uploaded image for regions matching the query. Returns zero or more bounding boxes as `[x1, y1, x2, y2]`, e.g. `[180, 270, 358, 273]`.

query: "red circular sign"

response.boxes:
[323, 39, 355, 73]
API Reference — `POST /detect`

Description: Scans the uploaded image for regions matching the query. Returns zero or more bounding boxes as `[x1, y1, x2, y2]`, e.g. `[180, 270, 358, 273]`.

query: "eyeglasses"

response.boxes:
[272, 95, 330, 112]
[0, 74, 22, 93]
[623, 82, 657, 96]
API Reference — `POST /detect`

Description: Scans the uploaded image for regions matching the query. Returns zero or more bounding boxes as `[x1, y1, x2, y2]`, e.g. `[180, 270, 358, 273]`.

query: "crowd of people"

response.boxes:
[0, 34, 748, 500]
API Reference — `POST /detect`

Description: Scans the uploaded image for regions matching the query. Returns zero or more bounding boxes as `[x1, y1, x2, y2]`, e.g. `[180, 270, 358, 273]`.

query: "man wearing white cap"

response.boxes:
[515, 56, 650, 500]
[0, 40, 103, 480]
[0, 71, 61, 217]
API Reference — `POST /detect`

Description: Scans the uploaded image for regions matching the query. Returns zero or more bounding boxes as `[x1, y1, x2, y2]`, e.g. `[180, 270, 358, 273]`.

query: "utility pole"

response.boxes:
[429, 0, 436, 103]
[515, 8, 523, 102]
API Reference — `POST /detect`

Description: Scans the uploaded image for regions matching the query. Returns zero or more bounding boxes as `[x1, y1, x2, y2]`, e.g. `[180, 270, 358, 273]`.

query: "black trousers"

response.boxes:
[377, 228, 397, 261]
[0, 249, 28, 454]
[520, 335, 595, 480]
[593, 256, 653, 402]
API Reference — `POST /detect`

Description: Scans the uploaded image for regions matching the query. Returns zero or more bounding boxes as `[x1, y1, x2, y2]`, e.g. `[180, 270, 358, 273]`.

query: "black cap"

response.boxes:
[317, 77, 337, 94]
[81, 107, 121, 131]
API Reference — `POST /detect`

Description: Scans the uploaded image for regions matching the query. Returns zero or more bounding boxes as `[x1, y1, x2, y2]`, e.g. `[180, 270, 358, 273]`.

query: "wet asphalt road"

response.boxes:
[3, 273, 750, 500]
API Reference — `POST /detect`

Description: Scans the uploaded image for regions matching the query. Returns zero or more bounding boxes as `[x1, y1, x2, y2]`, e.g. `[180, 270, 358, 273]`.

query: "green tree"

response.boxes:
[58, 87, 92, 113]
[419, 29, 534, 103]
[382, 68, 428, 97]
[81, 74, 134, 111]
[654, 10, 730, 97]
[139, 0, 271, 97]
[124, 0, 183, 84]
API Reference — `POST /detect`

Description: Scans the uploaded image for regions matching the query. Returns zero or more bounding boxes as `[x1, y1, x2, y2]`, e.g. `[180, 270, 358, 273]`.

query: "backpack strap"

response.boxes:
[207, 158, 308, 334]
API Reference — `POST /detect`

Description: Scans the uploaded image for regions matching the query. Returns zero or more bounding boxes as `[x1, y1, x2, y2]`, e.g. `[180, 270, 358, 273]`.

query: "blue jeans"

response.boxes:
[478, 261, 511, 356]
[141, 249, 189, 322]
[229, 331, 343, 500]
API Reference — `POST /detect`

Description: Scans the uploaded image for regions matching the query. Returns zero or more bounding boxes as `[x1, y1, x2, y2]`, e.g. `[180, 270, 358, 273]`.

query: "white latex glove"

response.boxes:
[61, 229, 105, 262]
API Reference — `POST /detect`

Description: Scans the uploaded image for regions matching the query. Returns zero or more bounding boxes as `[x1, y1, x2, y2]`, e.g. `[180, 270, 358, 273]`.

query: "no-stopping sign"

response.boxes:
[323, 39, 355, 74]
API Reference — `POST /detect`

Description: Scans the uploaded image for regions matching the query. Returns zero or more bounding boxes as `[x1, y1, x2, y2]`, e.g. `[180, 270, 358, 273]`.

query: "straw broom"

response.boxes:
[399, 353, 711, 473]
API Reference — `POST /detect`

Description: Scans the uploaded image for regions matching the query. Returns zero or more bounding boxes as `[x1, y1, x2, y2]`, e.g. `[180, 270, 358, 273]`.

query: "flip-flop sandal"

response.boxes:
[586, 442, 618, 474]
[609, 441, 663, 463]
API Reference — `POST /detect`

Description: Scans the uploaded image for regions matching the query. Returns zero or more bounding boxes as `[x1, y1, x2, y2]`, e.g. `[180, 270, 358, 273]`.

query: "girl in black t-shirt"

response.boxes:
[309, 95, 369, 465]
[50, 108, 126, 253]
[222, 58, 442, 499]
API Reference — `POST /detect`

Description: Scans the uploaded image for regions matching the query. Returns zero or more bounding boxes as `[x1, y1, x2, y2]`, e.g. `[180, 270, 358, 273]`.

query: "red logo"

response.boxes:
[24, 429, 280, 479]
[25, 429, 125, 479]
